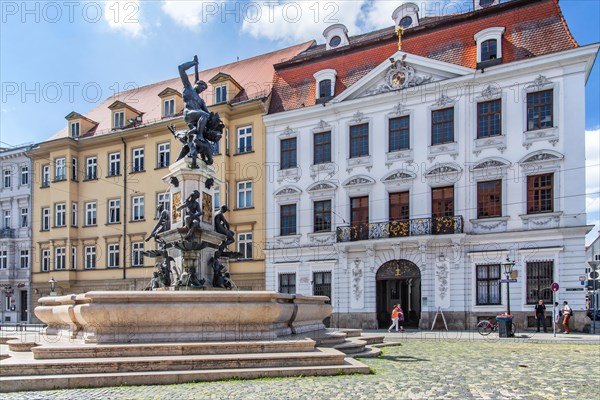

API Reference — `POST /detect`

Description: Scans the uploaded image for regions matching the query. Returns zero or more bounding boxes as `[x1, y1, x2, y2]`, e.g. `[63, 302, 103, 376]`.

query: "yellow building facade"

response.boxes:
[29, 43, 313, 310]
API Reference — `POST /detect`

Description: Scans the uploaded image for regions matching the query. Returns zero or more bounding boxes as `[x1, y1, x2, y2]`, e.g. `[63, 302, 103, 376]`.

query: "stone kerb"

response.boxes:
[35, 291, 332, 344]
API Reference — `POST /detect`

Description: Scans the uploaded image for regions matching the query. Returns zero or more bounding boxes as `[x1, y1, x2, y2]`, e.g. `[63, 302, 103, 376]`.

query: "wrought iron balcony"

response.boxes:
[336, 216, 464, 243]
[0, 228, 15, 238]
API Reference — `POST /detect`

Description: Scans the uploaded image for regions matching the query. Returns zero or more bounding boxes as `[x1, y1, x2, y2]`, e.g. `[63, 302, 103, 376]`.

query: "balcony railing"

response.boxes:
[0, 228, 15, 238]
[336, 216, 464, 243]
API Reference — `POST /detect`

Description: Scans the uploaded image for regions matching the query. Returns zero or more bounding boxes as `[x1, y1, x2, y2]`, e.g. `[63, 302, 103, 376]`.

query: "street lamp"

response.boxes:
[502, 257, 516, 315]
[48, 277, 56, 296]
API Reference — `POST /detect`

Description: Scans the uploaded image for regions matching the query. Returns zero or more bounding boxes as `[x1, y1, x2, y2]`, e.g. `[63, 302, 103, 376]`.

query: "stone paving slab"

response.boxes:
[2, 339, 598, 399]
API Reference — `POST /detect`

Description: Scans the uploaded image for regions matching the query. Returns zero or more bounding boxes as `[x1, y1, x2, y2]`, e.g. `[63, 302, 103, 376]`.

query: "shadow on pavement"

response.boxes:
[378, 355, 430, 363]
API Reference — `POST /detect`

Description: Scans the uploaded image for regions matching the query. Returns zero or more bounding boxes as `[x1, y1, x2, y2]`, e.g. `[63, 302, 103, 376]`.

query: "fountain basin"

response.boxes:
[35, 291, 332, 343]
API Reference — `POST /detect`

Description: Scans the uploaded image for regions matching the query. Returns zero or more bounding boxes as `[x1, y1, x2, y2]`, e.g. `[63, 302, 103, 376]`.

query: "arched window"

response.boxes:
[481, 39, 497, 61]
[319, 79, 332, 99]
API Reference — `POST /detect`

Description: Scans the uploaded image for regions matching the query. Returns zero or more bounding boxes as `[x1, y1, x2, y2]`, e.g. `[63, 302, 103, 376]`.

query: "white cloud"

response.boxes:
[161, 0, 226, 30]
[586, 129, 600, 244]
[104, 0, 144, 37]
[241, 1, 366, 44]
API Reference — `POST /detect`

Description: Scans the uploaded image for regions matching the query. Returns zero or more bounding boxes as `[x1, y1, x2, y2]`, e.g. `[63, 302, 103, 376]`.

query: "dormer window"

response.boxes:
[474, 0, 499, 10]
[392, 3, 419, 30]
[70, 122, 80, 138]
[313, 69, 337, 103]
[319, 80, 332, 99]
[474, 27, 505, 69]
[215, 85, 227, 104]
[164, 99, 175, 117]
[113, 111, 124, 129]
[323, 24, 349, 51]
[481, 39, 497, 61]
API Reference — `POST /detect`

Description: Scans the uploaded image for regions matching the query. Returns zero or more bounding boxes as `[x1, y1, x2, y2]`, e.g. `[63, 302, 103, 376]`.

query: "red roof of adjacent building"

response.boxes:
[269, 0, 578, 114]
[50, 41, 314, 140]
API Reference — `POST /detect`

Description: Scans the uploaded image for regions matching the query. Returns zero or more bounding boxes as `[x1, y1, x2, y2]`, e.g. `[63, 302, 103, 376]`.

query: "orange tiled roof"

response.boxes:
[50, 41, 314, 140]
[269, 0, 577, 114]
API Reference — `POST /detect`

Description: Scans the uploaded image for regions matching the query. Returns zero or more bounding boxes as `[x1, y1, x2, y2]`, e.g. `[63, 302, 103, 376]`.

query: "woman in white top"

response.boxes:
[561, 301, 572, 334]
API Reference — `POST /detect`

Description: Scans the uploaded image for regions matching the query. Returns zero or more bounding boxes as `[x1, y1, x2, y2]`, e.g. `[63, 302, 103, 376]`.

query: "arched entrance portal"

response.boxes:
[376, 260, 421, 328]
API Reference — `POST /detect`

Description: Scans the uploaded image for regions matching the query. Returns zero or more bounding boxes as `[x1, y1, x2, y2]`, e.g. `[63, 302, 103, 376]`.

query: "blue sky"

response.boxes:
[1, 0, 599, 242]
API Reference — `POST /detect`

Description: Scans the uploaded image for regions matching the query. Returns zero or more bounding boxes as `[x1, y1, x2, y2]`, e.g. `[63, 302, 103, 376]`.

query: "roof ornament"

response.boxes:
[395, 26, 404, 51]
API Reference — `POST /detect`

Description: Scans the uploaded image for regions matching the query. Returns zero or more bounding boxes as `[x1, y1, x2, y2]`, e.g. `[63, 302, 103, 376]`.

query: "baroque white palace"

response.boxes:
[264, 1, 598, 330]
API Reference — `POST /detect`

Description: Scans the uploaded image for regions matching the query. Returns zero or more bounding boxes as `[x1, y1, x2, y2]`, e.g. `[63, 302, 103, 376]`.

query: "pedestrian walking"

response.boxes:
[388, 304, 400, 332]
[397, 304, 405, 332]
[562, 301, 572, 334]
[553, 302, 563, 332]
[534, 299, 547, 332]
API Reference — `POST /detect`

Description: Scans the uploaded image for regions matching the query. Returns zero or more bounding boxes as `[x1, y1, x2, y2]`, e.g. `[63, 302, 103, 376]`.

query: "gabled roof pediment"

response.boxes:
[64, 112, 97, 125]
[209, 72, 243, 91]
[157, 87, 182, 98]
[336, 51, 474, 102]
[108, 100, 142, 115]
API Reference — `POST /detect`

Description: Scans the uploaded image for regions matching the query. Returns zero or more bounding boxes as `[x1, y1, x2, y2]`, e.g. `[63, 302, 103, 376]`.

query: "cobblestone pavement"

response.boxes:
[2, 340, 598, 400]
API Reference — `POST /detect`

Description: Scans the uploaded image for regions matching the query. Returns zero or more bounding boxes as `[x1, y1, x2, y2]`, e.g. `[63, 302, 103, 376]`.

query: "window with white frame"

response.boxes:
[164, 99, 175, 117]
[20, 208, 28, 228]
[237, 233, 253, 260]
[3, 210, 10, 229]
[20, 166, 29, 185]
[107, 244, 120, 268]
[55, 247, 66, 270]
[20, 250, 29, 269]
[527, 90, 553, 131]
[85, 202, 97, 226]
[70, 121, 80, 138]
[157, 143, 170, 168]
[55, 203, 66, 227]
[476, 264, 501, 305]
[132, 242, 144, 267]
[71, 158, 78, 181]
[238, 126, 252, 153]
[132, 148, 144, 172]
[237, 181, 252, 209]
[86, 157, 97, 180]
[215, 85, 227, 104]
[71, 202, 78, 227]
[132, 196, 145, 221]
[114, 111, 124, 128]
[108, 152, 120, 176]
[55, 158, 66, 181]
[42, 165, 50, 187]
[3, 169, 10, 188]
[108, 199, 121, 224]
[157, 193, 170, 214]
[0, 249, 7, 269]
[280, 204, 297, 236]
[71, 247, 77, 270]
[474, 27, 504, 65]
[42, 207, 50, 230]
[84, 246, 96, 269]
[41, 249, 50, 271]
[279, 273, 296, 294]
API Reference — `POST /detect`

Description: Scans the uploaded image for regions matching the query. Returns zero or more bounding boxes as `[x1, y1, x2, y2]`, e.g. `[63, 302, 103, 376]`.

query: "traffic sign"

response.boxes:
[551, 282, 559, 292]
[499, 279, 517, 283]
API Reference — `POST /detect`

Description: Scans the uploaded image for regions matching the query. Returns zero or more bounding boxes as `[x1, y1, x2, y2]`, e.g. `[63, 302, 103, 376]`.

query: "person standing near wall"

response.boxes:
[562, 301, 572, 334]
[534, 299, 547, 333]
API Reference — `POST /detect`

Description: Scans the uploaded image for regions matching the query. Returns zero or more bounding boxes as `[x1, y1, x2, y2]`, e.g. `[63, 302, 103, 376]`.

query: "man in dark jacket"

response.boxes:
[534, 299, 547, 332]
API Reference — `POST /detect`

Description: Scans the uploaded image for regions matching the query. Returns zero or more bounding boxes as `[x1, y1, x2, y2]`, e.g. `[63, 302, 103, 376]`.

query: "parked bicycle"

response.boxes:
[476, 318, 516, 336]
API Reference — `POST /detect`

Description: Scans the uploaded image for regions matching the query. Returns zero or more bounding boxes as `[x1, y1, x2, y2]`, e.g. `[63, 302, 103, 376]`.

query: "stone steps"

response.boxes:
[0, 357, 370, 393]
[349, 346, 382, 358]
[357, 335, 386, 345]
[1, 347, 346, 376]
[32, 338, 316, 359]
[334, 339, 367, 354]
[337, 328, 363, 338]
